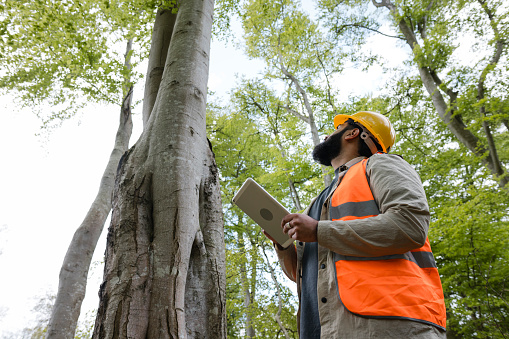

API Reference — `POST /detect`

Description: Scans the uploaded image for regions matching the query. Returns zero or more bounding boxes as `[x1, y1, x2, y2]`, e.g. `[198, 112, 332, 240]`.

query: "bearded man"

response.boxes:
[264, 112, 447, 338]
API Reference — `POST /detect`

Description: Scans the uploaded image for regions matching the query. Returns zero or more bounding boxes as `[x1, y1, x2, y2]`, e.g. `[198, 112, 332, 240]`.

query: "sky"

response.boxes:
[0, 4, 405, 336]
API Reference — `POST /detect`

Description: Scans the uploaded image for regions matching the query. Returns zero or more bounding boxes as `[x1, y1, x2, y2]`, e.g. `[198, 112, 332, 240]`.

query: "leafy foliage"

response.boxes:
[0, 0, 156, 128]
[384, 74, 509, 337]
[207, 94, 305, 337]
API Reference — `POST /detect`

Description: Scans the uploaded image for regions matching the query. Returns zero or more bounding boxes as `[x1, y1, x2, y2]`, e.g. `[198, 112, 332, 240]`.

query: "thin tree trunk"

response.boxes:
[238, 230, 255, 338]
[142, 9, 177, 128]
[372, 0, 508, 187]
[46, 41, 134, 339]
[277, 50, 332, 187]
[262, 246, 290, 339]
[476, 0, 506, 185]
[276, 142, 303, 211]
[92, 0, 226, 337]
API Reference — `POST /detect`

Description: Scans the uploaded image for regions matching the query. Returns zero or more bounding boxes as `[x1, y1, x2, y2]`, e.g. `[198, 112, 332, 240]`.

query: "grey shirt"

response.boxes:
[276, 154, 446, 338]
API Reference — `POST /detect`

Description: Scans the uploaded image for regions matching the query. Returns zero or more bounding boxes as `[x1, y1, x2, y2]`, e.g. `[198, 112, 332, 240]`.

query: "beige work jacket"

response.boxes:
[276, 154, 446, 338]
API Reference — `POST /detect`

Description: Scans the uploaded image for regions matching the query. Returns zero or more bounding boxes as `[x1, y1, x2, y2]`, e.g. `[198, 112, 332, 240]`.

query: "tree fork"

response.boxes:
[93, 0, 225, 337]
[142, 9, 177, 128]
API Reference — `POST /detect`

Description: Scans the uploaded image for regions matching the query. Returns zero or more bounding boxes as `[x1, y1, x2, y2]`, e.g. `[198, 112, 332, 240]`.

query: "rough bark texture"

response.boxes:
[46, 46, 134, 339]
[93, 0, 226, 338]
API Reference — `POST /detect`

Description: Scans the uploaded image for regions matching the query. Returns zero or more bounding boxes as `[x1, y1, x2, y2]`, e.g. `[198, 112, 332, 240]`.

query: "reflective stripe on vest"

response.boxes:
[330, 158, 446, 330]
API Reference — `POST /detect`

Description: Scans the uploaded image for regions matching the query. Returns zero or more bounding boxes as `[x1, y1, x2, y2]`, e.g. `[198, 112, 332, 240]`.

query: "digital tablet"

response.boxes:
[233, 178, 294, 248]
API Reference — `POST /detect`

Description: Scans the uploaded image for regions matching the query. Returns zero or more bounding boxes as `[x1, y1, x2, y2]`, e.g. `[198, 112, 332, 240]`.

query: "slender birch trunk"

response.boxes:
[237, 230, 255, 338]
[278, 50, 332, 187]
[372, 0, 508, 187]
[92, 0, 226, 337]
[262, 247, 291, 339]
[46, 41, 134, 339]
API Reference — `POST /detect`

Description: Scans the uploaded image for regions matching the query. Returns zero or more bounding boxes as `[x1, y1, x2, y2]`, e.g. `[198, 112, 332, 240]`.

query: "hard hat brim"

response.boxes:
[333, 114, 352, 129]
[333, 112, 394, 153]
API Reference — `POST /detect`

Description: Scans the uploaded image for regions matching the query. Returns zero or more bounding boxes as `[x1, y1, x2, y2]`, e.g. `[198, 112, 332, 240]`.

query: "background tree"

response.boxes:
[317, 1, 509, 335]
[386, 76, 509, 338]
[206, 75, 331, 337]
[369, 0, 509, 187]
[0, 1, 156, 337]
[240, 0, 355, 186]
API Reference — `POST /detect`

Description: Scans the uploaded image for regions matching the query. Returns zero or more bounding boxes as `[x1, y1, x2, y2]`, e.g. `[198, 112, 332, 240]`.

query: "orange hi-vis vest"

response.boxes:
[330, 158, 446, 330]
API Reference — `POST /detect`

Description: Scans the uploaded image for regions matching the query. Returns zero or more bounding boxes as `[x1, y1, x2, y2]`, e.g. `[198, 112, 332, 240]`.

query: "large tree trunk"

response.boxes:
[46, 42, 134, 339]
[92, 0, 226, 338]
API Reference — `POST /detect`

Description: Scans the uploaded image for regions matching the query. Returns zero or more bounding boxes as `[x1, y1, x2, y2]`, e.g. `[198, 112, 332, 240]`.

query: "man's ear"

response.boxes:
[344, 128, 360, 140]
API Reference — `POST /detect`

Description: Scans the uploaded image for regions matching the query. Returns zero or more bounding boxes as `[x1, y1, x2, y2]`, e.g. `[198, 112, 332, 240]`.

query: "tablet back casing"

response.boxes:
[233, 178, 294, 248]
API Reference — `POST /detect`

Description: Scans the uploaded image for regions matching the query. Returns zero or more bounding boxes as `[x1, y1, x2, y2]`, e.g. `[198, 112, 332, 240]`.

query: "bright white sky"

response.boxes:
[0, 4, 405, 335]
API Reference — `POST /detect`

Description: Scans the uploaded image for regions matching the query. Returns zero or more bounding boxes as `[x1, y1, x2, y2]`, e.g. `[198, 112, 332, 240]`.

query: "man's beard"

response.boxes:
[312, 129, 347, 166]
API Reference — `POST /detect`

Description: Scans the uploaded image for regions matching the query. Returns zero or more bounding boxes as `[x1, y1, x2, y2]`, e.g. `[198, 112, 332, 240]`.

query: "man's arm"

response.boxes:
[317, 153, 429, 257]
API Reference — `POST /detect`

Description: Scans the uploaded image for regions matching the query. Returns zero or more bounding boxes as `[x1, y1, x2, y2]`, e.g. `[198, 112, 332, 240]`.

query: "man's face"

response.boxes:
[312, 123, 349, 166]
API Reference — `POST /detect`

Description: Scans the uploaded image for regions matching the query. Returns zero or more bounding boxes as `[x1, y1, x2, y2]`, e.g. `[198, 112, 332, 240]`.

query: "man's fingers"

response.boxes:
[288, 228, 298, 240]
[281, 214, 291, 227]
[281, 213, 298, 227]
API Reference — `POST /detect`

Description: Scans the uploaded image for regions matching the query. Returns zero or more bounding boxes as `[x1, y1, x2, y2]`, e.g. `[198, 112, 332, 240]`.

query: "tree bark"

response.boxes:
[262, 246, 290, 339]
[277, 50, 332, 187]
[237, 230, 255, 339]
[373, 0, 508, 187]
[476, 0, 507, 185]
[142, 9, 177, 128]
[46, 41, 134, 339]
[92, 0, 226, 337]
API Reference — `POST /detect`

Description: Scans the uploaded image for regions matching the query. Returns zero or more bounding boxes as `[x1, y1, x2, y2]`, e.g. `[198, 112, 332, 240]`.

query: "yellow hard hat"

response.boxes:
[333, 111, 396, 153]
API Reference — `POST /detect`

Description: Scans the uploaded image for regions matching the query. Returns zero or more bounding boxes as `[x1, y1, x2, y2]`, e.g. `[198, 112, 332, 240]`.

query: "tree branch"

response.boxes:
[372, 0, 397, 11]
[282, 105, 309, 123]
[378, 1, 508, 187]
[475, 0, 507, 185]
[335, 23, 404, 40]
[313, 45, 338, 114]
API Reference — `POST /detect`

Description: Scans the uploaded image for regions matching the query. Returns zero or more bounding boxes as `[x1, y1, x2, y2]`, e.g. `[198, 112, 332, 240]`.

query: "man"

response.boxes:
[265, 112, 446, 338]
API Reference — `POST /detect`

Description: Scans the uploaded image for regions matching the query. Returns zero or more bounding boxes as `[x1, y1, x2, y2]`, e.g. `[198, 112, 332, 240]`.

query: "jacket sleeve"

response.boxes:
[316, 153, 430, 257]
[274, 244, 298, 282]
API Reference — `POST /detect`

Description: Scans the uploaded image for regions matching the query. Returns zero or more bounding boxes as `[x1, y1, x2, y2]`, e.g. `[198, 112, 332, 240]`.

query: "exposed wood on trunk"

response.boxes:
[46, 40, 134, 339]
[93, 0, 226, 337]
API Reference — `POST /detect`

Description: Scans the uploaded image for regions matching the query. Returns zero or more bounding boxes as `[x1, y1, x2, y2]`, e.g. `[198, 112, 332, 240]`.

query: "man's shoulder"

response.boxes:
[366, 153, 418, 181]
[367, 153, 410, 168]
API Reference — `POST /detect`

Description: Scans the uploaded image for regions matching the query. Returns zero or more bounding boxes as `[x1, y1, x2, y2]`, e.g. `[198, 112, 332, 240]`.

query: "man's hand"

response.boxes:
[281, 213, 318, 242]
